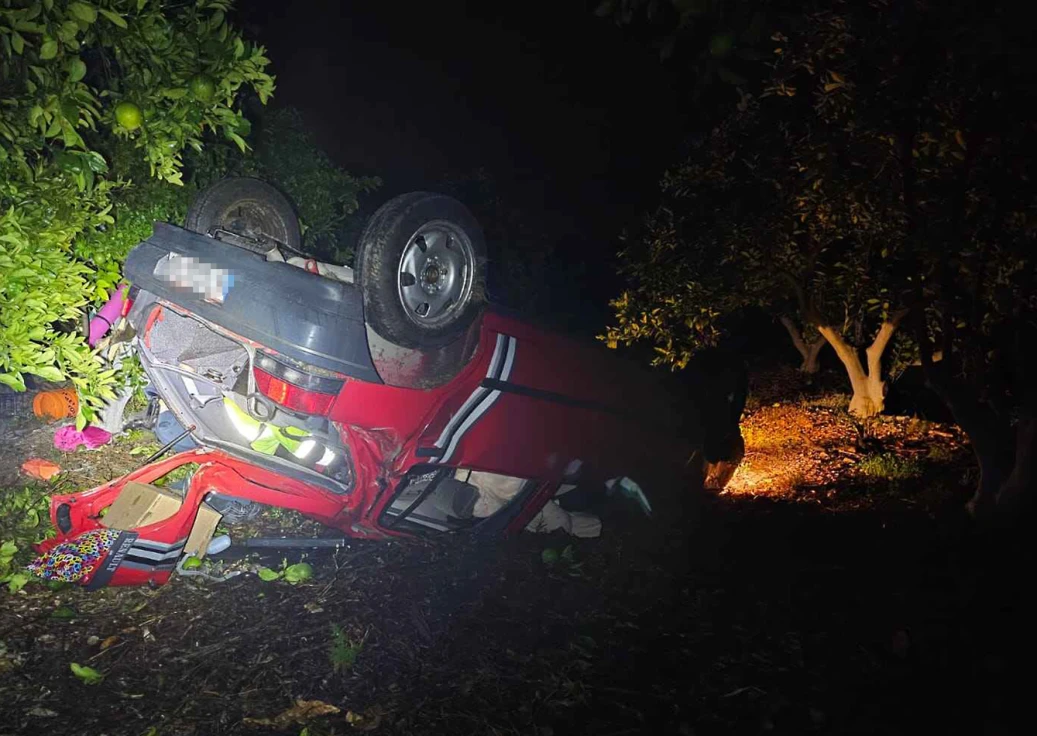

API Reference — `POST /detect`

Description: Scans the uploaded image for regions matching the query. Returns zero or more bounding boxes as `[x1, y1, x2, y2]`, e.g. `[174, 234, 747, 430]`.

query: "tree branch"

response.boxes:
[817, 324, 862, 376]
[865, 308, 909, 378]
[779, 271, 824, 326]
[778, 315, 810, 360]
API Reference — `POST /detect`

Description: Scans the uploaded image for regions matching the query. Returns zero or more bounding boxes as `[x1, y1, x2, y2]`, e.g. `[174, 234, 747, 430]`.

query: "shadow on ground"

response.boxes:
[1, 486, 1028, 736]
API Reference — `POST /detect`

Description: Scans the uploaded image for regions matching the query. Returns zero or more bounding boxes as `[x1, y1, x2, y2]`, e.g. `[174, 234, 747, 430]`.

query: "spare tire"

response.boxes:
[356, 192, 486, 348]
[185, 177, 301, 254]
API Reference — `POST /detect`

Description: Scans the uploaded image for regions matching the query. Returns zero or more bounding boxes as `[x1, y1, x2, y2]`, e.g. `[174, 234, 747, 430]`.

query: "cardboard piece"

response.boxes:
[101, 482, 182, 530]
[183, 501, 222, 560]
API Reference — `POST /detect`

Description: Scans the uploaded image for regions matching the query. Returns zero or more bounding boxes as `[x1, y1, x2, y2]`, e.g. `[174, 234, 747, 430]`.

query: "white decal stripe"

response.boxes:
[127, 546, 183, 562]
[437, 389, 502, 465]
[487, 333, 507, 379]
[432, 387, 490, 450]
[435, 336, 518, 465]
[500, 336, 517, 381]
[121, 560, 177, 571]
[432, 334, 506, 450]
[131, 538, 187, 552]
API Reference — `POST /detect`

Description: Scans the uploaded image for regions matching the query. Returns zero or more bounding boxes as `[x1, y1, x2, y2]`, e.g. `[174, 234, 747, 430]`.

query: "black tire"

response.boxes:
[185, 177, 301, 254]
[357, 192, 487, 348]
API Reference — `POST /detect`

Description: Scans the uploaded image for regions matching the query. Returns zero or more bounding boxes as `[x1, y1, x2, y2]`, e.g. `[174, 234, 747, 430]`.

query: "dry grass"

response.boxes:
[725, 379, 968, 510]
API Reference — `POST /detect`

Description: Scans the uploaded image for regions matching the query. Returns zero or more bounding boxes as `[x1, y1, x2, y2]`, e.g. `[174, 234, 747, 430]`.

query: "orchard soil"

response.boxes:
[0, 370, 1029, 735]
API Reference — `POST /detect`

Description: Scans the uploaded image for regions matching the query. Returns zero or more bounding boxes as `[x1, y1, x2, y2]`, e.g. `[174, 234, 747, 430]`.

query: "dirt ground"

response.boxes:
[0, 376, 1031, 735]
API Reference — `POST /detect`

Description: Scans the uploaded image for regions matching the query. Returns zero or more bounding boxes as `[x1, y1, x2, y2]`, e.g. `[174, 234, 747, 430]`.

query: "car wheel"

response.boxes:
[357, 192, 486, 348]
[185, 177, 302, 254]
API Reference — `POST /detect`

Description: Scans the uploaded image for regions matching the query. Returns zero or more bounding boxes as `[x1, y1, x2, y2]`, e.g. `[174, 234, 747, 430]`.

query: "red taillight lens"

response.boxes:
[253, 351, 344, 415]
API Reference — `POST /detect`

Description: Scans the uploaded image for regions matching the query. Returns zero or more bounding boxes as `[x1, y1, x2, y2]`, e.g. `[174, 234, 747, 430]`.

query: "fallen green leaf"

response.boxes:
[283, 562, 313, 584]
[257, 567, 281, 582]
[70, 662, 104, 685]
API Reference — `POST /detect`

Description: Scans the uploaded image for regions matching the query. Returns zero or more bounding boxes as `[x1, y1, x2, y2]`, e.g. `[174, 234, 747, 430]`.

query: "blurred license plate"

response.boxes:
[154, 253, 234, 304]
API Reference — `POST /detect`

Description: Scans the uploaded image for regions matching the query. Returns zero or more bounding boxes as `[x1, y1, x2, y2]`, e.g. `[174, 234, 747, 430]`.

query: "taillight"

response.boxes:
[253, 351, 345, 415]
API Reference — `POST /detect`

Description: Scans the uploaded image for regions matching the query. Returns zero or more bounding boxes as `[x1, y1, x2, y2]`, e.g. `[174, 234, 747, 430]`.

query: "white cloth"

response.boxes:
[265, 248, 354, 283]
[464, 470, 601, 538]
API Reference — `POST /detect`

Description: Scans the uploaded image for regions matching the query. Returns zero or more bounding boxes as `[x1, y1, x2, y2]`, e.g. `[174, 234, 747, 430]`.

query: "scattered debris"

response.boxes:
[20, 457, 61, 481]
[32, 388, 78, 421]
[54, 425, 113, 451]
[243, 699, 340, 728]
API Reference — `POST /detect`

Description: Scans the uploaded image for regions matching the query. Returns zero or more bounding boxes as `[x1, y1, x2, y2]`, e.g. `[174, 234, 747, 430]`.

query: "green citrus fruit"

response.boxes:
[114, 101, 143, 130]
[181, 555, 202, 570]
[188, 74, 216, 102]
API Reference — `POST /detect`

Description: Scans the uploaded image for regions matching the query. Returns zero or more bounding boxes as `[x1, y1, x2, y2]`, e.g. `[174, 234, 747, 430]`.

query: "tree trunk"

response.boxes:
[995, 414, 1036, 513]
[802, 338, 825, 374]
[922, 371, 1015, 518]
[910, 313, 1030, 520]
[816, 313, 906, 418]
[816, 325, 884, 417]
[779, 315, 826, 374]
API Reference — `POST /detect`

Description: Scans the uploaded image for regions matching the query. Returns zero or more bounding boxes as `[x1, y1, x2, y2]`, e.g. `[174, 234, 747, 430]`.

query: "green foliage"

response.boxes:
[151, 462, 198, 488]
[605, 0, 1036, 406]
[595, 0, 771, 99]
[246, 109, 380, 261]
[70, 661, 105, 685]
[77, 147, 193, 302]
[604, 3, 908, 369]
[1, 0, 273, 426]
[256, 566, 282, 582]
[328, 624, 363, 673]
[187, 106, 381, 263]
[540, 544, 584, 577]
[0, 483, 53, 593]
[857, 453, 923, 483]
[257, 559, 314, 584]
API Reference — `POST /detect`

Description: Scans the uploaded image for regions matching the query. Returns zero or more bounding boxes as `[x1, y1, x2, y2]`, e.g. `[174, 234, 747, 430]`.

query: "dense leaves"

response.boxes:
[229, 108, 380, 262]
[1, 0, 274, 426]
[605, 1, 1035, 418]
[606, 2, 903, 367]
[606, 0, 1037, 510]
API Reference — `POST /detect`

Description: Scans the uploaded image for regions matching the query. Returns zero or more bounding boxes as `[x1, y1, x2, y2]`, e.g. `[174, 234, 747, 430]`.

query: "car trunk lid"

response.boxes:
[125, 222, 381, 384]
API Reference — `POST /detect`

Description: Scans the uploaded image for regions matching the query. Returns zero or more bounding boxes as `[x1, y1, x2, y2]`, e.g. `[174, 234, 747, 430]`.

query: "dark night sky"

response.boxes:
[239, 0, 690, 249]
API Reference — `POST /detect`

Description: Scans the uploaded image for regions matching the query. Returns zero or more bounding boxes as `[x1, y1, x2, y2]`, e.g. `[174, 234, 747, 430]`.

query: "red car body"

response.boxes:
[41, 224, 705, 587]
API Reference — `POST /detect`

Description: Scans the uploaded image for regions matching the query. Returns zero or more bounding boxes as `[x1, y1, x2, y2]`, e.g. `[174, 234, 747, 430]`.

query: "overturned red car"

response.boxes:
[38, 180, 744, 588]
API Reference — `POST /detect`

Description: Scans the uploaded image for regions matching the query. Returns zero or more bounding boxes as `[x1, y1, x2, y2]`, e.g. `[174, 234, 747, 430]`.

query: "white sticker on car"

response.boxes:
[154, 252, 234, 304]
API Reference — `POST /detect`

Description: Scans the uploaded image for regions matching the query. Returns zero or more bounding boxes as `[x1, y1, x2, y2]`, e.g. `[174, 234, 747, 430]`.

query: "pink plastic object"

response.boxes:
[54, 425, 113, 451]
[88, 284, 128, 347]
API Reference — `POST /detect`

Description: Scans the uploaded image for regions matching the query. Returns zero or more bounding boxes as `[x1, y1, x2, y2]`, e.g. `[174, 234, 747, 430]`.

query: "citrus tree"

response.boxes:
[604, 1, 913, 416]
[898, 3, 1037, 518]
[604, 0, 1037, 516]
[1, 0, 273, 426]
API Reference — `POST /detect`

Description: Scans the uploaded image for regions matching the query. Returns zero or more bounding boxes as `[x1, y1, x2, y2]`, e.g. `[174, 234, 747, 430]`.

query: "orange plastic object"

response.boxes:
[32, 388, 79, 421]
[21, 458, 62, 481]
